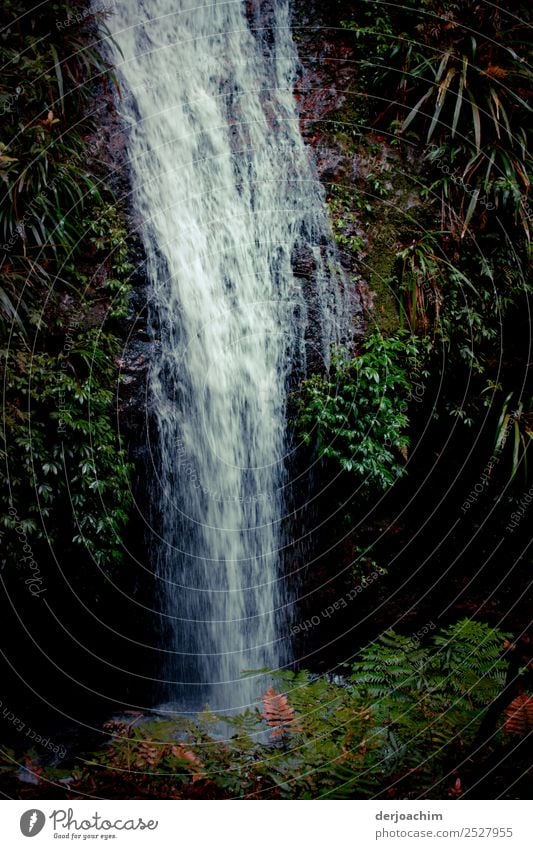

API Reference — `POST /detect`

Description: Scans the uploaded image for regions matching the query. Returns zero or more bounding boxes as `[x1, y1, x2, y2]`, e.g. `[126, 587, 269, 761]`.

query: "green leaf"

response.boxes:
[402, 89, 432, 133]
[467, 90, 481, 152]
[451, 57, 467, 138]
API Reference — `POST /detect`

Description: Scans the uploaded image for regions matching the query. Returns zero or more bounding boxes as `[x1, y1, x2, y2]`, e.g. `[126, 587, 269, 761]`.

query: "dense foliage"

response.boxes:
[292, 4, 532, 802]
[297, 332, 427, 491]
[349, 0, 531, 241]
[363, 1, 530, 412]
[3, 618, 531, 799]
[0, 2, 134, 567]
[300, 0, 531, 491]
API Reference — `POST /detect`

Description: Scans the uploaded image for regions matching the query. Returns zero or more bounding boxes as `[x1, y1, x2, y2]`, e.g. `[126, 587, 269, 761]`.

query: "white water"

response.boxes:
[104, 0, 349, 711]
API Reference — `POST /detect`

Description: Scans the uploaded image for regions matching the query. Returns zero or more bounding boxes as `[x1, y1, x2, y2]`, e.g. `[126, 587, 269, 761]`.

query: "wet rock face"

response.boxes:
[115, 295, 152, 446]
[116, 342, 152, 450]
[88, 92, 131, 203]
[290, 0, 366, 339]
[246, 0, 277, 33]
[294, 38, 355, 142]
[289, 1, 428, 343]
[292, 1, 357, 139]
[312, 142, 346, 183]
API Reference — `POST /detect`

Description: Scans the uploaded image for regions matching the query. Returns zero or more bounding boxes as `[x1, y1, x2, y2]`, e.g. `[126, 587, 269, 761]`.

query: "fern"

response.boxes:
[504, 694, 533, 735]
[261, 687, 302, 739]
[22, 619, 518, 800]
[351, 631, 430, 699]
[431, 619, 508, 705]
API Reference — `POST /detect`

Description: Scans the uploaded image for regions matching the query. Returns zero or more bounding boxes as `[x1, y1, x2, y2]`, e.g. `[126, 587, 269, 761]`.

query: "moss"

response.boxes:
[365, 232, 402, 334]
[321, 93, 369, 151]
[325, 144, 431, 335]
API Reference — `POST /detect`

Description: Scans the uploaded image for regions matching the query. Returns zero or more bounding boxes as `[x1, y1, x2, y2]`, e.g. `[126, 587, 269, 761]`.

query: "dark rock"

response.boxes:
[314, 142, 346, 182]
[291, 245, 318, 279]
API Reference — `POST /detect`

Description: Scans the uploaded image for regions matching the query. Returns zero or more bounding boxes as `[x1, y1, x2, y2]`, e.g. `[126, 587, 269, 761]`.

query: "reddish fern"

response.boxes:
[171, 745, 204, 782]
[505, 694, 533, 735]
[261, 686, 301, 739]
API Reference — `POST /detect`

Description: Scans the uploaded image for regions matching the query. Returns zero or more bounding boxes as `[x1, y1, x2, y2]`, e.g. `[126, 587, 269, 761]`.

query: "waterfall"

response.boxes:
[103, 0, 349, 712]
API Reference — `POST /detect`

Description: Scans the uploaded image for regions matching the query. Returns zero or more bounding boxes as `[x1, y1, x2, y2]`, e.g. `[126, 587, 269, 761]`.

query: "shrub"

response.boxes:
[297, 332, 426, 493]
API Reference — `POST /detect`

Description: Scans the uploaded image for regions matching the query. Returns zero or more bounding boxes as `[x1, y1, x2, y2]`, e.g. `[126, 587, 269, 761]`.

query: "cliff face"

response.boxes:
[291, 0, 429, 341]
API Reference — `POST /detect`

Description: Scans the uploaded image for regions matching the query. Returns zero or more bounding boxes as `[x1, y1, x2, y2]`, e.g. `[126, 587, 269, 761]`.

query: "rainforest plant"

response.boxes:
[337, 1, 531, 474]
[0, 1, 120, 329]
[1, 329, 133, 566]
[4, 618, 529, 799]
[344, 0, 532, 241]
[297, 332, 426, 493]
[0, 1, 134, 569]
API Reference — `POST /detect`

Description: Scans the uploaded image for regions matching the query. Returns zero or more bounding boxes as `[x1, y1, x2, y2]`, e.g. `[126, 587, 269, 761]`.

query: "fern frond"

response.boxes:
[505, 694, 533, 735]
[261, 687, 302, 739]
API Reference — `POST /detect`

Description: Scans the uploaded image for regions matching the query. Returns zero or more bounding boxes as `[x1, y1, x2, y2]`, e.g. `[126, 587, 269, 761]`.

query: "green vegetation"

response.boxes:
[2, 330, 132, 566]
[348, 0, 531, 403]
[4, 618, 531, 799]
[297, 332, 427, 492]
[301, 0, 532, 495]
[294, 10, 532, 801]
[0, 2, 134, 567]
[349, 1, 531, 241]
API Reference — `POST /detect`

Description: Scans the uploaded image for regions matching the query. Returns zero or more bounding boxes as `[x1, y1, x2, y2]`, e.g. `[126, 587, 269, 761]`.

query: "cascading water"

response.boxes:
[103, 0, 350, 712]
